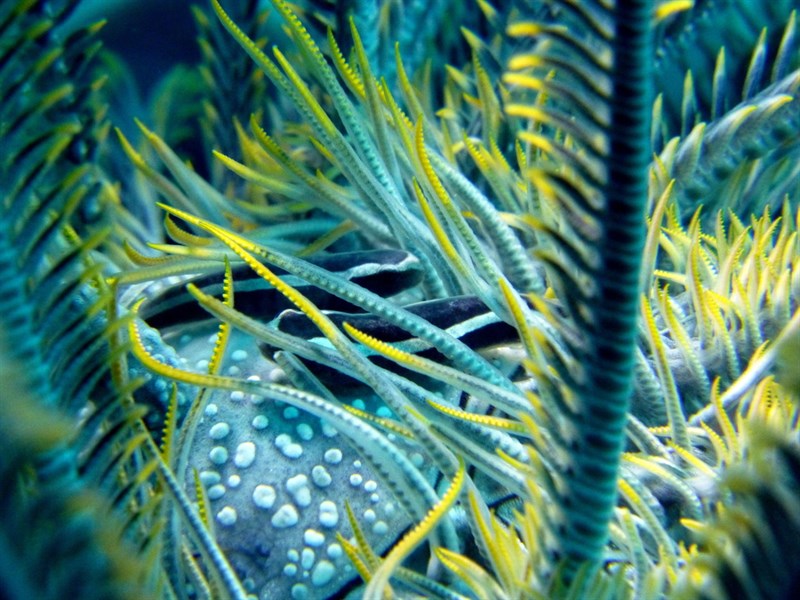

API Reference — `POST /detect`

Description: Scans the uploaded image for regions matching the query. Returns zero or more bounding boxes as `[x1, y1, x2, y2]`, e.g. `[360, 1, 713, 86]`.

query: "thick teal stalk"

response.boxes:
[560, 0, 654, 570]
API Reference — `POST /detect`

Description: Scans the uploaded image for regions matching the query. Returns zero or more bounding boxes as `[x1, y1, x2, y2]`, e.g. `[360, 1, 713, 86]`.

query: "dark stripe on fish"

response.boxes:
[139, 249, 423, 330]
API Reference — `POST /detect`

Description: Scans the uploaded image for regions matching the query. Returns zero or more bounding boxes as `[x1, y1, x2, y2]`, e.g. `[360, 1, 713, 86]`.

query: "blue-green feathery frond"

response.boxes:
[574, 0, 654, 566]
[300, 0, 484, 87]
[675, 425, 800, 599]
[505, 0, 655, 572]
[193, 0, 270, 191]
[651, 5, 800, 223]
[654, 0, 798, 138]
[0, 1, 169, 597]
[28, 0, 798, 598]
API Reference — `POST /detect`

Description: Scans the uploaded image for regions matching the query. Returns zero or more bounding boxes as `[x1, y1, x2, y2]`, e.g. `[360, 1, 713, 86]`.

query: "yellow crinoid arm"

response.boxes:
[434, 546, 501, 600]
[159, 384, 179, 463]
[343, 320, 430, 371]
[156, 204, 342, 343]
[498, 276, 541, 363]
[342, 404, 414, 439]
[363, 458, 465, 600]
[413, 178, 471, 280]
[164, 213, 213, 247]
[641, 293, 690, 450]
[203, 257, 234, 377]
[327, 27, 365, 99]
[342, 499, 380, 575]
[426, 398, 529, 436]
[336, 531, 373, 585]
[192, 468, 216, 539]
[123, 241, 175, 267]
[129, 299, 240, 391]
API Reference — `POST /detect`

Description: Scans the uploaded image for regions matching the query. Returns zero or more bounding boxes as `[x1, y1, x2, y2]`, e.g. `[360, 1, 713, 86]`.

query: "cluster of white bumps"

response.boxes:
[179, 331, 414, 599]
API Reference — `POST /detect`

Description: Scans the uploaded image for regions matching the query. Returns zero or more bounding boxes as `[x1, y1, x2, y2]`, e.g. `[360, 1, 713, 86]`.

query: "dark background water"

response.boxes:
[65, 0, 199, 93]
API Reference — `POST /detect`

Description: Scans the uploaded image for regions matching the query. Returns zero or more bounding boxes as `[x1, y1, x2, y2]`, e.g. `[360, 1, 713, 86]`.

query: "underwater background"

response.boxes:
[2, 0, 800, 598]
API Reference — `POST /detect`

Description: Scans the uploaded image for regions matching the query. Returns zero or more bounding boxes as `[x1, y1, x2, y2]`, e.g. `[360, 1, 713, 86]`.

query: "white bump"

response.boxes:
[301, 548, 315, 569]
[252, 484, 276, 509]
[283, 406, 300, 420]
[206, 333, 218, 344]
[283, 563, 297, 577]
[251, 415, 269, 430]
[349, 473, 363, 487]
[204, 403, 218, 417]
[287, 474, 311, 507]
[271, 504, 299, 528]
[195, 359, 209, 370]
[227, 474, 241, 488]
[327, 543, 343, 559]
[227, 365, 241, 376]
[209, 446, 228, 465]
[281, 443, 303, 458]
[230, 390, 245, 402]
[363, 509, 376, 523]
[209, 422, 230, 440]
[321, 422, 338, 437]
[269, 367, 286, 382]
[232, 349, 248, 362]
[352, 460, 362, 469]
[287, 549, 299, 561]
[370, 493, 380, 504]
[290, 583, 309, 600]
[372, 521, 388, 535]
[216, 506, 237, 526]
[311, 560, 336, 587]
[384, 502, 396, 517]
[323, 448, 342, 464]
[275, 434, 291, 448]
[319, 500, 339, 528]
[364, 480, 377, 492]
[410, 452, 424, 467]
[287, 474, 308, 490]
[376, 406, 392, 418]
[304, 529, 325, 547]
[234, 441, 257, 468]
[352, 399, 366, 410]
[199, 470, 221, 486]
[296, 423, 314, 441]
[207, 484, 226, 500]
[311, 465, 332, 488]
[246, 375, 261, 382]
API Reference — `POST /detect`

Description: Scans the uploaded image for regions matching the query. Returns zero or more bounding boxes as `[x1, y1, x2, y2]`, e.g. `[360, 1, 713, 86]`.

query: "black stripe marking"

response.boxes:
[139, 249, 423, 330]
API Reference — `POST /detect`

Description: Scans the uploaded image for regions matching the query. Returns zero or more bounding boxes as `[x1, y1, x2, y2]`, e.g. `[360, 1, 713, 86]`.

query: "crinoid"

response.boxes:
[2, 0, 799, 599]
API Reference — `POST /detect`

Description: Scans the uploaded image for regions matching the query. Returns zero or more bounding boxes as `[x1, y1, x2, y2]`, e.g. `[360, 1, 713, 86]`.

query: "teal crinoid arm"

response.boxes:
[5, 0, 800, 599]
[559, 0, 655, 570]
